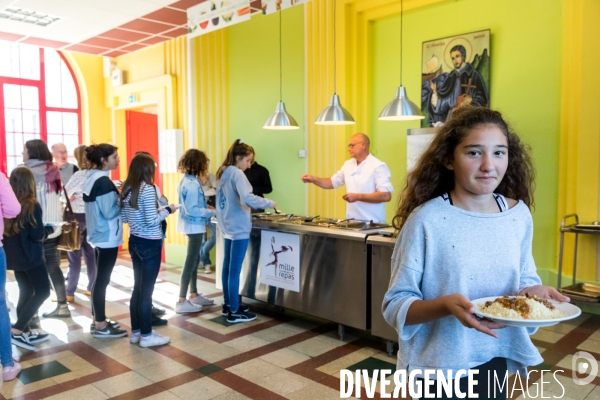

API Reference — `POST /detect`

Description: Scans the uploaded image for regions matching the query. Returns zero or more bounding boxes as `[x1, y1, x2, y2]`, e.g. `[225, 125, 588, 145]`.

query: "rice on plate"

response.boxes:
[478, 294, 566, 320]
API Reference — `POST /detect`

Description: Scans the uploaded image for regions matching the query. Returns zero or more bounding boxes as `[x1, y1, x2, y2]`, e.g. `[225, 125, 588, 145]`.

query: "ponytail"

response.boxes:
[217, 139, 254, 179]
[86, 144, 118, 169]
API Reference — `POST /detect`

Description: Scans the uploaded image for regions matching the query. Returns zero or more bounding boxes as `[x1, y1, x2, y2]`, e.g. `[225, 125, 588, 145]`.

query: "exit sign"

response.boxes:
[128, 94, 138, 103]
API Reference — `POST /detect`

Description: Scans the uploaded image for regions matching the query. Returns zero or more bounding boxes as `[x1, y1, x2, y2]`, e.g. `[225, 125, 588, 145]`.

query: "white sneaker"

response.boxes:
[190, 294, 214, 307]
[204, 265, 212, 274]
[175, 300, 203, 314]
[130, 332, 141, 344]
[139, 331, 170, 347]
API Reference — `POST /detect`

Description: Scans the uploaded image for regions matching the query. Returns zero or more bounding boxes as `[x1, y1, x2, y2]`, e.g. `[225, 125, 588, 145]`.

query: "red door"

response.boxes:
[125, 110, 165, 262]
[126, 111, 161, 192]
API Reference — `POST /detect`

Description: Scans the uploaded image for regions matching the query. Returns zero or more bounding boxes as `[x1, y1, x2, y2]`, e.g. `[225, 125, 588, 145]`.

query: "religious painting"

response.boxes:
[420, 29, 490, 127]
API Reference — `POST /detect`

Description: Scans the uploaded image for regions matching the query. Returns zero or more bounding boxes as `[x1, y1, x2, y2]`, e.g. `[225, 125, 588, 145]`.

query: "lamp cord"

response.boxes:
[279, 10, 283, 101]
[333, 0, 337, 94]
[399, 0, 403, 85]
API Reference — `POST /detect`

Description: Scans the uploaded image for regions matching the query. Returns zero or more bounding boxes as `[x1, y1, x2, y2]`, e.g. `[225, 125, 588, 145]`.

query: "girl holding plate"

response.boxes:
[382, 106, 569, 399]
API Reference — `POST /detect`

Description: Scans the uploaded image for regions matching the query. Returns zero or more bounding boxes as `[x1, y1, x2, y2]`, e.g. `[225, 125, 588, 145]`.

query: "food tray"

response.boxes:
[559, 283, 600, 302]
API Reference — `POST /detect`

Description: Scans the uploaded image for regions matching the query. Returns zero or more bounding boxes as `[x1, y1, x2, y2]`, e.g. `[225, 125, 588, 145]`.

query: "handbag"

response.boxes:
[57, 187, 81, 251]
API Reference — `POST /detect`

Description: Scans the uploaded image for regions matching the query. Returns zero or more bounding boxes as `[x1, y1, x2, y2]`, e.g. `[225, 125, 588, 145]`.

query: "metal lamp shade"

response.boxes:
[378, 86, 425, 121]
[263, 101, 300, 130]
[315, 94, 356, 125]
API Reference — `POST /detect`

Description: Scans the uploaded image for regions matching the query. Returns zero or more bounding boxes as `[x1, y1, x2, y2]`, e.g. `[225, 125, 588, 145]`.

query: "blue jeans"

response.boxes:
[222, 238, 248, 313]
[0, 248, 14, 367]
[129, 235, 163, 336]
[200, 222, 216, 266]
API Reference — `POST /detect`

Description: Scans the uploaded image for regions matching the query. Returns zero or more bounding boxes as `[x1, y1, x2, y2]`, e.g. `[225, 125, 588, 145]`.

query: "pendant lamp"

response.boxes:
[263, 10, 300, 130]
[378, 0, 424, 121]
[315, 0, 355, 125]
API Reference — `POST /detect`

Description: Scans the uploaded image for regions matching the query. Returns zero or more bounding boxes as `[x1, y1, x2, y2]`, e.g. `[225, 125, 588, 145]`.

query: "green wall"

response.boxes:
[228, 6, 306, 215]
[370, 0, 563, 275]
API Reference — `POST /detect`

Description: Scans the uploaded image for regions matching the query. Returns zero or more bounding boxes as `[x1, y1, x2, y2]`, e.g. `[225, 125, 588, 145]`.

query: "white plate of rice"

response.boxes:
[471, 296, 581, 327]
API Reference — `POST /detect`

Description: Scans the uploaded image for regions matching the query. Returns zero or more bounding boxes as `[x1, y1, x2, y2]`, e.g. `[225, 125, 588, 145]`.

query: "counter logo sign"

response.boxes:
[260, 231, 300, 292]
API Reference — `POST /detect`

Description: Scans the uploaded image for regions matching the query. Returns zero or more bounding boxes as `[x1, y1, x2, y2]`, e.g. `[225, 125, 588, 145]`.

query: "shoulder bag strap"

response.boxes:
[63, 187, 76, 222]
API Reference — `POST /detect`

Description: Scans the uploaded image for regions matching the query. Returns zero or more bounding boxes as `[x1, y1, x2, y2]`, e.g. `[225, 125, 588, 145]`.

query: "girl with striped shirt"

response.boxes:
[121, 153, 176, 347]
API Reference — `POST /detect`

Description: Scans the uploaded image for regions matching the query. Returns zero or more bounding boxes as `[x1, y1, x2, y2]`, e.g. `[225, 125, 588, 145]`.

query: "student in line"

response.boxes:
[382, 106, 568, 398]
[176, 149, 216, 313]
[64, 145, 97, 302]
[216, 140, 276, 323]
[23, 139, 69, 319]
[83, 144, 127, 339]
[0, 170, 22, 380]
[121, 153, 176, 347]
[4, 167, 52, 351]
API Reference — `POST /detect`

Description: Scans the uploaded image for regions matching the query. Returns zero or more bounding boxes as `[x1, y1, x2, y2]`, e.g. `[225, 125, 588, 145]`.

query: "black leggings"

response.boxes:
[91, 247, 118, 323]
[13, 264, 51, 331]
[416, 357, 507, 399]
[44, 236, 66, 304]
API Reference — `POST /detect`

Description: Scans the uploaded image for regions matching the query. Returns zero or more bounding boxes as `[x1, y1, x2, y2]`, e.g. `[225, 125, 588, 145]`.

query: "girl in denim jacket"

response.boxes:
[176, 149, 216, 313]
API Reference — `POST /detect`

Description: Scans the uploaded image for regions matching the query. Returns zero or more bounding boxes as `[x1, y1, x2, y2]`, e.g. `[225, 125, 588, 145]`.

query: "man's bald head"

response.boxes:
[348, 133, 370, 162]
[52, 143, 68, 167]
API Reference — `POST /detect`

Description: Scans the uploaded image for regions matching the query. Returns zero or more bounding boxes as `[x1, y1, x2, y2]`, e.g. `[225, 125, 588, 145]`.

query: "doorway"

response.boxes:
[126, 110, 162, 192]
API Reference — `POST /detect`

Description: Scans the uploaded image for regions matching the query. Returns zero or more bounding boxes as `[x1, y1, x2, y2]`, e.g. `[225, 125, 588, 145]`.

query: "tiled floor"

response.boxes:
[1, 254, 599, 400]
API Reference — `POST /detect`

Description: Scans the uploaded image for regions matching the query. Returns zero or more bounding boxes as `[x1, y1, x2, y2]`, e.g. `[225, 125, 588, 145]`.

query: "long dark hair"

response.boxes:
[120, 153, 156, 209]
[393, 106, 535, 232]
[4, 167, 38, 236]
[25, 139, 52, 161]
[86, 144, 118, 169]
[178, 149, 209, 177]
[217, 139, 254, 179]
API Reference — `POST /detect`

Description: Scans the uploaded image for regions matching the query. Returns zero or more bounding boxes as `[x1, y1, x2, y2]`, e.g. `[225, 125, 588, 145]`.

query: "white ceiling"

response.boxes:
[0, 0, 177, 43]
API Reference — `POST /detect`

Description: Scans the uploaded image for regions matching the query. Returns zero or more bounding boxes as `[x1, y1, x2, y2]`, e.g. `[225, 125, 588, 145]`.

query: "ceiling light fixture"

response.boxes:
[263, 9, 300, 130]
[0, 7, 61, 27]
[315, 0, 355, 125]
[378, 0, 424, 121]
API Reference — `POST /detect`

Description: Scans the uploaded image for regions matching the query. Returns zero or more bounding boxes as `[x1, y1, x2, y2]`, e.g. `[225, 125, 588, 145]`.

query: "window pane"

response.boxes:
[44, 49, 62, 108]
[46, 111, 62, 134]
[4, 84, 21, 108]
[63, 135, 79, 155]
[47, 133, 63, 148]
[0, 42, 20, 78]
[21, 86, 39, 110]
[6, 133, 23, 157]
[4, 109, 22, 133]
[19, 44, 40, 80]
[7, 157, 20, 175]
[60, 61, 77, 109]
[22, 110, 40, 133]
[62, 112, 77, 135]
[23, 133, 38, 144]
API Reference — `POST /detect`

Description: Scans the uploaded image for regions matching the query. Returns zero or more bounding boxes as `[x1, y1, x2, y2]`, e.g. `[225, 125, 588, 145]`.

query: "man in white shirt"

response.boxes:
[300, 133, 393, 223]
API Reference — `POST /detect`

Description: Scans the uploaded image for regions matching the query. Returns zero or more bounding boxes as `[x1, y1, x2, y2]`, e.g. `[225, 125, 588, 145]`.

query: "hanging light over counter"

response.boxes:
[264, 10, 299, 130]
[378, 0, 424, 121]
[315, 0, 355, 125]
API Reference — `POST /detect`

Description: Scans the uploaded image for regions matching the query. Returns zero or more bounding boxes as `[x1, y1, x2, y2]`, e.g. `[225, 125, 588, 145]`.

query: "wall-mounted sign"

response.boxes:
[259, 230, 300, 292]
[261, 0, 310, 15]
[111, 68, 124, 87]
[187, 0, 251, 38]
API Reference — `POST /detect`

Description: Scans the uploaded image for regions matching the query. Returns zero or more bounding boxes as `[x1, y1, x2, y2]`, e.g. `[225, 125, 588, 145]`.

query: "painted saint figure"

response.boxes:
[422, 44, 489, 127]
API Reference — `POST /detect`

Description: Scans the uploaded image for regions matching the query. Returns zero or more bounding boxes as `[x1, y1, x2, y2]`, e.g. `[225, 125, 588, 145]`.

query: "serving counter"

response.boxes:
[214, 215, 398, 342]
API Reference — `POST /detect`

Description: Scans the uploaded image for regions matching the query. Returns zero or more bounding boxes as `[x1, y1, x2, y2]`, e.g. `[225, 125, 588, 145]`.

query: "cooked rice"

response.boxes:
[479, 296, 566, 320]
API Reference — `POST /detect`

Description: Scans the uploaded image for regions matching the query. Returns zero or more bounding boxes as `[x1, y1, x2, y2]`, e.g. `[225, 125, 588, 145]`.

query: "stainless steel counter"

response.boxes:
[367, 234, 398, 343]
[237, 219, 379, 330]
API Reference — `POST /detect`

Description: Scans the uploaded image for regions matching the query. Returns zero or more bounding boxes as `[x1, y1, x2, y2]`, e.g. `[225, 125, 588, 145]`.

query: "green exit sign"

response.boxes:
[128, 95, 138, 103]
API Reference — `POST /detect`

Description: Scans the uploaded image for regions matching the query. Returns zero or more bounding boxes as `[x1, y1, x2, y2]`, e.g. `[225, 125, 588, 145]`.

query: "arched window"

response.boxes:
[0, 41, 82, 174]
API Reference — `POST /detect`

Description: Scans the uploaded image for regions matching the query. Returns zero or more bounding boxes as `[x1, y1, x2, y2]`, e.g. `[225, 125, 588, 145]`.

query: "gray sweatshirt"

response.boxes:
[382, 196, 543, 374]
[216, 166, 274, 240]
[82, 170, 123, 248]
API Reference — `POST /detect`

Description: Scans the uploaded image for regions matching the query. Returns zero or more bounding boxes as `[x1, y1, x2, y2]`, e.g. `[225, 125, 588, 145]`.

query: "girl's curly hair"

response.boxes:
[393, 106, 535, 232]
[178, 149, 209, 178]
